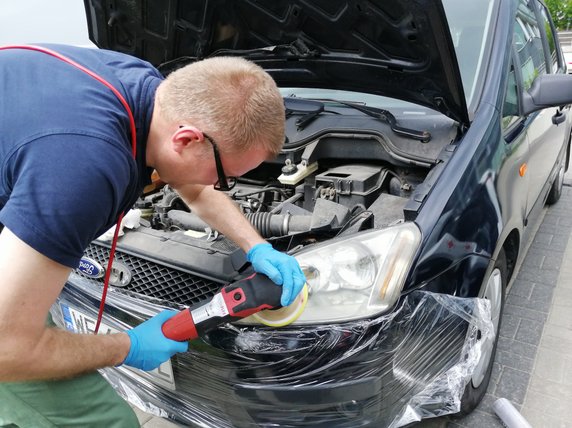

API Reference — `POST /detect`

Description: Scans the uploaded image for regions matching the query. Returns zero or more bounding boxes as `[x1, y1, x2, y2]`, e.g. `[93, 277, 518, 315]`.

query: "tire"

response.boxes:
[458, 249, 507, 415]
[546, 147, 568, 205]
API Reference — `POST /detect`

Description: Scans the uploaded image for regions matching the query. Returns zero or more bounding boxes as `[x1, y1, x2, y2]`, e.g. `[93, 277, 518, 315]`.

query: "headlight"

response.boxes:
[246, 222, 421, 325]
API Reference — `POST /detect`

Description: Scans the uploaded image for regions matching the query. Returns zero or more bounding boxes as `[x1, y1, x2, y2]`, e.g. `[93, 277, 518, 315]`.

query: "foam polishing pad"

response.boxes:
[253, 284, 309, 327]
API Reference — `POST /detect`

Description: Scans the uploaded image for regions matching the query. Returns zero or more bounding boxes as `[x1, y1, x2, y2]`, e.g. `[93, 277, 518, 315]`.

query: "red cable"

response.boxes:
[0, 45, 138, 333]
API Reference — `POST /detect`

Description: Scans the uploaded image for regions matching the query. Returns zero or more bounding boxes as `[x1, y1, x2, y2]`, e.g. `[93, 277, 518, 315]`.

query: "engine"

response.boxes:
[137, 162, 416, 251]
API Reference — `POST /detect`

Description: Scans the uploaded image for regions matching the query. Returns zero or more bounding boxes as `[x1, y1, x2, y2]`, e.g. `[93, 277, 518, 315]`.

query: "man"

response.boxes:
[0, 45, 306, 426]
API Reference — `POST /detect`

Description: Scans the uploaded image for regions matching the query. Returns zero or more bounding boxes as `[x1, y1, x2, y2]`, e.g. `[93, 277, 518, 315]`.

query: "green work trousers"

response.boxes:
[0, 371, 139, 428]
[0, 313, 139, 427]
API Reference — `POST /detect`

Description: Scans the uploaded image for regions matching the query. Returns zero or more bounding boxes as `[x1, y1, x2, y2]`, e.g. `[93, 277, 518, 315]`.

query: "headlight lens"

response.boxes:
[245, 222, 421, 325]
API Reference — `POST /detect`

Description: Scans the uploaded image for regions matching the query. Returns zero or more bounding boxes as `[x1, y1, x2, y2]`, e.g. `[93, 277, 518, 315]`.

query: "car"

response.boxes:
[51, 0, 572, 426]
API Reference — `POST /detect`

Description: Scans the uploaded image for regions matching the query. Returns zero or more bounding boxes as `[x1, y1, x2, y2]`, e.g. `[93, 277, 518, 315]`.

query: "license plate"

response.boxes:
[60, 303, 176, 390]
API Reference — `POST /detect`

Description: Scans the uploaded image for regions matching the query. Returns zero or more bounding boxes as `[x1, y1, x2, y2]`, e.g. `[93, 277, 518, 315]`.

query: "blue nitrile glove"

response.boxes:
[246, 242, 306, 307]
[123, 310, 189, 371]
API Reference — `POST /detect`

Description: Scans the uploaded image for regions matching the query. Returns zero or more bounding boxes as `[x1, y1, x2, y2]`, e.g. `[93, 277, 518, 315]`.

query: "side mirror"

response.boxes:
[522, 73, 572, 116]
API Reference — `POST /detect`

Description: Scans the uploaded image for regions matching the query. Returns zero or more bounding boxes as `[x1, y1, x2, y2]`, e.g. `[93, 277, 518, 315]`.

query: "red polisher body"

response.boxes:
[161, 273, 283, 341]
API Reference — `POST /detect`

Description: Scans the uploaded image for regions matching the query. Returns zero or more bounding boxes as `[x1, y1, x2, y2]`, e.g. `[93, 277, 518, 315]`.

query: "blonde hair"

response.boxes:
[156, 56, 285, 156]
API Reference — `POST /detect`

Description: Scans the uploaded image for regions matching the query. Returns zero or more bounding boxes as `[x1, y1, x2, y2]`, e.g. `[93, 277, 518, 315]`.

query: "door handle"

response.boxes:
[552, 110, 566, 125]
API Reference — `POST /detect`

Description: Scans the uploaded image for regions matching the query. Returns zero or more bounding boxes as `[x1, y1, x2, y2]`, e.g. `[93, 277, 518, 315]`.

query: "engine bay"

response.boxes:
[133, 97, 457, 256]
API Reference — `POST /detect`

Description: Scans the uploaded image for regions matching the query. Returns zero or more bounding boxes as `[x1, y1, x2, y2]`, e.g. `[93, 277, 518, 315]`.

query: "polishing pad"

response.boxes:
[253, 284, 309, 327]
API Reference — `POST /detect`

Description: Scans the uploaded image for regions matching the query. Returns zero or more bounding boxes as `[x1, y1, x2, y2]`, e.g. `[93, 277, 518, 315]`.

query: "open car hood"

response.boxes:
[84, 0, 469, 126]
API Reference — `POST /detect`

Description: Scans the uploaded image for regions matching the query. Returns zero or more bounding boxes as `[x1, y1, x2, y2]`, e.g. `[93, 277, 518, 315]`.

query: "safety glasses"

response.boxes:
[203, 133, 237, 191]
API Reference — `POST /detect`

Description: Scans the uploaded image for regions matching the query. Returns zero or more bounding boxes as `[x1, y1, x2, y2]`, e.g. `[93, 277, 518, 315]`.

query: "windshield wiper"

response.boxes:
[285, 97, 431, 142]
[318, 99, 431, 143]
[209, 39, 320, 59]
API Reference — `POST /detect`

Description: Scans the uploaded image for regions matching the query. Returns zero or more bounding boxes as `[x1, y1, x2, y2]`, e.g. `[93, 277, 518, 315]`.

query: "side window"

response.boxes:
[502, 58, 520, 130]
[503, 0, 559, 133]
[515, 1, 546, 91]
[536, 2, 561, 73]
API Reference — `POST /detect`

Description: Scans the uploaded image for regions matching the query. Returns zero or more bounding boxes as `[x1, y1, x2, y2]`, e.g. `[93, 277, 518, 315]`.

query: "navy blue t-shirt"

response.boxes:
[0, 44, 163, 268]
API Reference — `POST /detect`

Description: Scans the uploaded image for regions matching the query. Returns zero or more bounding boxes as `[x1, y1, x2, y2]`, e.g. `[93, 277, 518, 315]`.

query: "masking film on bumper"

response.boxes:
[52, 287, 492, 427]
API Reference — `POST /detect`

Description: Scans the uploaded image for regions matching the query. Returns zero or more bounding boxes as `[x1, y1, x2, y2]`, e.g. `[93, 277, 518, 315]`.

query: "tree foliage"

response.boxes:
[545, 0, 572, 30]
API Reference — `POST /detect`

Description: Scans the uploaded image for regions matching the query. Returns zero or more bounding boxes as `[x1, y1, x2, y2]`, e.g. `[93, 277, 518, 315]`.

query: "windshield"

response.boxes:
[283, 0, 496, 116]
[442, 0, 496, 107]
[281, 0, 496, 118]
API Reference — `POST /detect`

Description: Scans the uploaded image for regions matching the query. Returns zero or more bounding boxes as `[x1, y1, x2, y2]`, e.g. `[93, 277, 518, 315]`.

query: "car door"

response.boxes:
[516, 0, 567, 216]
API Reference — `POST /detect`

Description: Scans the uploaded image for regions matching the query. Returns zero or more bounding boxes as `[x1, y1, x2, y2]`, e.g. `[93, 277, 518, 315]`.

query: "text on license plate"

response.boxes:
[60, 303, 176, 390]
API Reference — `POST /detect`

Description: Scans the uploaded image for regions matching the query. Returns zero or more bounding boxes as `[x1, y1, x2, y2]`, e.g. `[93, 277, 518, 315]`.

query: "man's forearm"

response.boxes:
[179, 185, 265, 251]
[0, 326, 130, 382]
[0, 228, 130, 382]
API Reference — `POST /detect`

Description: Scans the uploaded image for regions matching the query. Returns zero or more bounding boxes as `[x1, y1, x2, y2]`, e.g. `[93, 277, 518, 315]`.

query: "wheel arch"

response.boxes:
[501, 228, 520, 282]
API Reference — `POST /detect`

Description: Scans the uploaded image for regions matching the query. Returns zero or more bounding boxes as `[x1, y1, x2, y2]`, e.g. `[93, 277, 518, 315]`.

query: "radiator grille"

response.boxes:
[77, 244, 222, 306]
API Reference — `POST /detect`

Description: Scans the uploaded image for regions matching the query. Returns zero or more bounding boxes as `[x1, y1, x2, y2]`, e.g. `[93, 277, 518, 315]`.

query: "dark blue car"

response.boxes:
[53, 0, 572, 426]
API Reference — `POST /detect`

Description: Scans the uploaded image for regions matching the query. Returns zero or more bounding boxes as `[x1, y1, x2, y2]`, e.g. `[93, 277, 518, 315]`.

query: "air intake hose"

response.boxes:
[167, 210, 312, 238]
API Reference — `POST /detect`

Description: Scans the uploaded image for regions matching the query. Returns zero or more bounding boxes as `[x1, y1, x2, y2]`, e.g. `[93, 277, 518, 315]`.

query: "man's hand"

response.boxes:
[123, 310, 189, 371]
[247, 243, 307, 307]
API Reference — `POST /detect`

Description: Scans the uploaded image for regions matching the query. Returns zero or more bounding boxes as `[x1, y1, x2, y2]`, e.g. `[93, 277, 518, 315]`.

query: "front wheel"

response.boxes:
[459, 249, 507, 415]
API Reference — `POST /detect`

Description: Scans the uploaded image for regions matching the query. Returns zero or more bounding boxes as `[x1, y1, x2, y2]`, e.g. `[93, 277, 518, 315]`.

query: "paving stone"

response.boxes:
[515, 318, 546, 345]
[507, 279, 535, 299]
[528, 373, 572, 401]
[540, 324, 572, 353]
[561, 260, 572, 276]
[530, 284, 555, 312]
[551, 287, 572, 307]
[479, 392, 501, 411]
[520, 411, 564, 428]
[540, 213, 560, 225]
[547, 305, 572, 329]
[518, 268, 560, 286]
[499, 313, 520, 339]
[533, 348, 567, 383]
[536, 222, 558, 234]
[445, 409, 503, 427]
[504, 303, 548, 323]
[540, 254, 563, 270]
[552, 232, 572, 248]
[557, 270, 572, 287]
[522, 389, 572, 421]
[543, 216, 572, 230]
[562, 355, 572, 386]
[523, 252, 545, 269]
[506, 290, 553, 313]
[495, 367, 530, 405]
[526, 246, 565, 265]
[532, 231, 553, 246]
[557, 215, 572, 227]
[494, 349, 535, 373]
[496, 338, 537, 359]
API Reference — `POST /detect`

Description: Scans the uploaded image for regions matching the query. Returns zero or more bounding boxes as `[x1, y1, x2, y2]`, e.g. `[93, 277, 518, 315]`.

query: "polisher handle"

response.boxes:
[161, 274, 283, 341]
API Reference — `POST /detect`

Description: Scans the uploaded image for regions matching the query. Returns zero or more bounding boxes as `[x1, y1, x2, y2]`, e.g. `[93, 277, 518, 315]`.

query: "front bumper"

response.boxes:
[51, 274, 492, 428]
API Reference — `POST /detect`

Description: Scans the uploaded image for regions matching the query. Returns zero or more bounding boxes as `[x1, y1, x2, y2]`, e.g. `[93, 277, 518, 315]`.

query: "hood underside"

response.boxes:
[84, 0, 469, 126]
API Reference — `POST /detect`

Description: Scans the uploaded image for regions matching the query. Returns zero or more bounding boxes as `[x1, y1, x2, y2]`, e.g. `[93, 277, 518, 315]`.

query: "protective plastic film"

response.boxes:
[52, 279, 493, 428]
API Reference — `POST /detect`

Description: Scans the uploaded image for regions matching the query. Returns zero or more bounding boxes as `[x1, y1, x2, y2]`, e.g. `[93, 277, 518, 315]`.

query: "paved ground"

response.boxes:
[131, 154, 572, 427]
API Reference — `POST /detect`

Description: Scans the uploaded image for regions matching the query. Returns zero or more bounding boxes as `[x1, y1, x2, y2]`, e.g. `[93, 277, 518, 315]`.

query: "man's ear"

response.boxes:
[171, 125, 203, 154]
